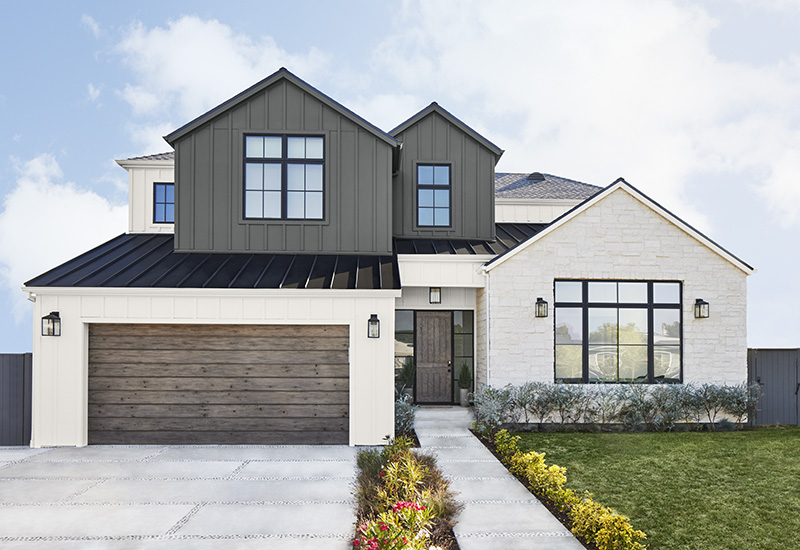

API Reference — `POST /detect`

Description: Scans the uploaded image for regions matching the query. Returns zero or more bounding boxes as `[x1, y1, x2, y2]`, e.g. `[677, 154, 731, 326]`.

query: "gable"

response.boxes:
[485, 180, 754, 275]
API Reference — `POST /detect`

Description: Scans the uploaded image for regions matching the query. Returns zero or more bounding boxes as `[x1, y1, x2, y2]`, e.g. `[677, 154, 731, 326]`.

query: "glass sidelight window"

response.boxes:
[555, 280, 682, 383]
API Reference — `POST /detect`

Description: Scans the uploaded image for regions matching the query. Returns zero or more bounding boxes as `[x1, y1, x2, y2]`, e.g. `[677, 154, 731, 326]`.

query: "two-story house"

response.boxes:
[24, 69, 753, 447]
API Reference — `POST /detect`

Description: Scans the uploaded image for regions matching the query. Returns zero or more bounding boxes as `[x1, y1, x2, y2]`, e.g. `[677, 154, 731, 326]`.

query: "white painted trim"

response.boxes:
[116, 159, 174, 169]
[485, 182, 755, 275]
[397, 254, 495, 264]
[495, 198, 580, 207]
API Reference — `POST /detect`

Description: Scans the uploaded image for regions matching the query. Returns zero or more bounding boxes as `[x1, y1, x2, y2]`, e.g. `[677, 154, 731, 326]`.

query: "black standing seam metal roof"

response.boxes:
[24, 234, 402, 290]
[393, 223, 546, 256]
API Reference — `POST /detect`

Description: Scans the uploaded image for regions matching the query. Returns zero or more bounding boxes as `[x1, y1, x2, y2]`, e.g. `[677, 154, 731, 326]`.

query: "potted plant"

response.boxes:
[399, 356, 415, 398]
[457, 362, 473, 407]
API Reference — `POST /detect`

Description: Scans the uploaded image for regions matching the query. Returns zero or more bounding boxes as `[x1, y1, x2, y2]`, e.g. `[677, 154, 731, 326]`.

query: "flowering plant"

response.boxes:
[353, 500, 434, 550]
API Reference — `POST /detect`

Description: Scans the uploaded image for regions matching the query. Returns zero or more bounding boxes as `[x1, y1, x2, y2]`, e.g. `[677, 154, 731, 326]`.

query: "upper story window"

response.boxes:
[417, 164, 450, 227]
[554, 280, 682, 384]
[153, 182, 174, 224]
[244, 135, 324, 220]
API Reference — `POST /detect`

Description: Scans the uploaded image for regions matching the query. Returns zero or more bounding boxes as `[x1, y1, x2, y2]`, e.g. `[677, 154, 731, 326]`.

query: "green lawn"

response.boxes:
[514, 427, 800, 550]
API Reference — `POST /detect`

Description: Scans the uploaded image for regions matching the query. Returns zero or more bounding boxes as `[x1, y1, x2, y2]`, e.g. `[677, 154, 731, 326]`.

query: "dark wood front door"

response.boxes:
[415, 312, 452, 403]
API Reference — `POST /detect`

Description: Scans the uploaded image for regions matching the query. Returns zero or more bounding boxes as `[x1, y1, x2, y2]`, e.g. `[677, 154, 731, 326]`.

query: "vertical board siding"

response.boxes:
[0, 353, 32, 446]
[393, 111, 497, 240]
[173, 80, 392, 255]
[748, 348, 800, 426]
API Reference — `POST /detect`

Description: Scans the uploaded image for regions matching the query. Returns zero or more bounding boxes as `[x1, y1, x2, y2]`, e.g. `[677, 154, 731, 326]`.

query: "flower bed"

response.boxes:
[485, 429, 647, 550]
[353, 437, 461, 550]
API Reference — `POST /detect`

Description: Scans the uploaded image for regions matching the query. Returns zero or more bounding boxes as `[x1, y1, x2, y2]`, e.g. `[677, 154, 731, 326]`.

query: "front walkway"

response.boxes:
[415, 406, 584, 550]
[0, 445, 357, 549]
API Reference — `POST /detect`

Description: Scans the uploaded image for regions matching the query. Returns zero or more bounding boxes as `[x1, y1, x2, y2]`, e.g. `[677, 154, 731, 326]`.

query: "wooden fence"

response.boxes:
[0, 353, 32, 446]
[748, 348, 800, 426]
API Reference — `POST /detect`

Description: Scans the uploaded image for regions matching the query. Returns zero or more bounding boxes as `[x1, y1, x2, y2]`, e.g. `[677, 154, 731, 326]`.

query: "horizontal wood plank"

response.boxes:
[89, 390, 349, 405]
[89, 416, 348, 432]
[89, 335, 348, 352]
[88, 430, 348, 445]
[90, 324, 348, 338]
[88, 403, 348, 419]
[89, 363, 348, 378]
[89, 376, 348, 392]
[89, 349, 349, 365]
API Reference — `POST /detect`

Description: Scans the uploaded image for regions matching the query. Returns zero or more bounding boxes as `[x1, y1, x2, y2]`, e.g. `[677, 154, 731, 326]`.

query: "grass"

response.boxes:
[515, 427, 800, 550]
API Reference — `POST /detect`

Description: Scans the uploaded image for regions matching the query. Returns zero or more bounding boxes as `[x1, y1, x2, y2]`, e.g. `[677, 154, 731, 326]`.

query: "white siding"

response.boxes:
[397, 255, 491, 288]
[29, 288, 398, 447]
[118, 160, 175, 234]
[494, 199, 581, 223]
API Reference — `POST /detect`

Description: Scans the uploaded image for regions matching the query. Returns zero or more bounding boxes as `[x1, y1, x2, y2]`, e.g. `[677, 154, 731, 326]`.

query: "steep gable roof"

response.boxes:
[389, 102, 504, 158]
[485, 178, 754, 275]
[164, 68, 398, 147]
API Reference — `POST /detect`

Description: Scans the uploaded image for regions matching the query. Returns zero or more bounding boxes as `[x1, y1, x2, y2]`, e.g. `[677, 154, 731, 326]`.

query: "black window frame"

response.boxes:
[243, 134, 325, 221]
[153, 182, 174, 224]
[416, 163, 452, 228]
[554, 279, 683, 384]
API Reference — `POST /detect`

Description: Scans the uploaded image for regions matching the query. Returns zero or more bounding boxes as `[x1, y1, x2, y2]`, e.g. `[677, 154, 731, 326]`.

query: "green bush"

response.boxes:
[395, 392, 416, 438]
[492, 430, 647, 549]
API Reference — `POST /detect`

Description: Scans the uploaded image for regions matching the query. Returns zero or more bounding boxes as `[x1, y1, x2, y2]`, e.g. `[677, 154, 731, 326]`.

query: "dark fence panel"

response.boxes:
[748, 348, 799, 426]
[0, 353, 32, 446]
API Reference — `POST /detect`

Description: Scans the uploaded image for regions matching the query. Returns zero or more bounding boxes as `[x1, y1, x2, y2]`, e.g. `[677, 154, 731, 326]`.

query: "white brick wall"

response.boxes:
[484, 187, 749, 387]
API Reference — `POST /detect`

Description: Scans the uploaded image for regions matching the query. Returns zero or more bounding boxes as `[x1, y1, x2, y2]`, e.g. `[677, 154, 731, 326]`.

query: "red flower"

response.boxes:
[380, 524, 388, 531]
[379, 472, 385, 477]
[353, 541, 359, 547]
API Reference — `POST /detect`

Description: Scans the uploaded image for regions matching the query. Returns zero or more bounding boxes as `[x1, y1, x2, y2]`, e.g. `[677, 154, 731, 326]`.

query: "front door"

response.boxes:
[415, 311, 452, 403]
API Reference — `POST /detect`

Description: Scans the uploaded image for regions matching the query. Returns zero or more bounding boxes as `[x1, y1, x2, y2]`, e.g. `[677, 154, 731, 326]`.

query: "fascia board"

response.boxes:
[22, 286, 403, 299]
[485, 181, 755, 276]
[115, 159, 175, 170]
[397, 254, 495, 264]
[494, 198, 582, 207]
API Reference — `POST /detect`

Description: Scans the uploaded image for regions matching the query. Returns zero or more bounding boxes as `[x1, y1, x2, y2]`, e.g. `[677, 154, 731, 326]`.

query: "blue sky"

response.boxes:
[1, 0, 799, 352]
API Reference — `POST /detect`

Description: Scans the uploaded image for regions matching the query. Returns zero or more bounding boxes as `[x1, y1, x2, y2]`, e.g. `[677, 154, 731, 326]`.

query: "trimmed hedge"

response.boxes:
[494, 430, 647, 550]
[473, 382, 761, 437]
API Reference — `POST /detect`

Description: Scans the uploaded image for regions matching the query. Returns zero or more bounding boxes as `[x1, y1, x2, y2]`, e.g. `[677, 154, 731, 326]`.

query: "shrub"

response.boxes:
[552, 384, 585, 424]
[395, 392, 416, 438]
[472, 386, 512, 437]
[650, 384, 687, 431]
[692, 383, 728, 429]
[492, 430, 647, 549]
[723, 382, 762, 426]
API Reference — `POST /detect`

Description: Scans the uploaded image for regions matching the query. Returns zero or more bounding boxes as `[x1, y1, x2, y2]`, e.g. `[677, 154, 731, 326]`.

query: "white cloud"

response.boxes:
[115, 16, 330, 122]
[371, 0, 800, 229]
[81, 14, 101, 38]
[0, 154, 127, 322]
[87, 83, 101, 102]
[126, 121, 175, 155]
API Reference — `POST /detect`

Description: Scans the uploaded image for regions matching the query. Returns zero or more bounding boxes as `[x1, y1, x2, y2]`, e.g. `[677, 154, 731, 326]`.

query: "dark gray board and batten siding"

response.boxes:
[0, 353, 32, 446]
[392, 109, 499, 241]
[173, 79, 394, 255]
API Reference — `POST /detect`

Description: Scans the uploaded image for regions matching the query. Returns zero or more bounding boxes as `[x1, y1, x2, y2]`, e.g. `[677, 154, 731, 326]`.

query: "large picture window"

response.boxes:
[244, 135, 324, 220]
[554, 280, 682, 383]
[417, 164, 450, 227]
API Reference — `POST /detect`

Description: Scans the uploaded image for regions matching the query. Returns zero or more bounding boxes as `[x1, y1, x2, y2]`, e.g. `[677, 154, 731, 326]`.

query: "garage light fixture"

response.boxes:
[535, 297, 548, 318]
[694, 298, 710, 319]
[368, 314, 380, 338]
[429, 287, 441, 304]
[42, 311, 61, 336]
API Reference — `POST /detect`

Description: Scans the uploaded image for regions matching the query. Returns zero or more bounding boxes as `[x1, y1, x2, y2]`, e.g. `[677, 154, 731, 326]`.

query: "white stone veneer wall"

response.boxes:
[484, 188, 750, 387]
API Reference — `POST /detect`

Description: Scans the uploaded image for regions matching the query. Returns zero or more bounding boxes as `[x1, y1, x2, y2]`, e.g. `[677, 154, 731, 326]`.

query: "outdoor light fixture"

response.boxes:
[535, 297, 548, 318]
[42, 311, 61, 337]
[367, 314, 380, 338]
[694, 299, 710, 319]
[429, 287, 442, 304]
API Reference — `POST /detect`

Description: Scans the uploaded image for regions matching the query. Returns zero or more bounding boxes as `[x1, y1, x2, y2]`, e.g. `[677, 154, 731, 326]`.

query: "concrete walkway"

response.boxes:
[0, 445, 357, 549]
[415, 406, 584, 550]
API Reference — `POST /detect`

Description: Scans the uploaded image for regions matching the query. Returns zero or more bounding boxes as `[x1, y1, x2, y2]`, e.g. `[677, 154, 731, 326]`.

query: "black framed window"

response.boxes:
[153, 182, 174, 223]
[417, 164, 450, 227]
[554, 280, 682, 383]
[244, 135, 324, 220]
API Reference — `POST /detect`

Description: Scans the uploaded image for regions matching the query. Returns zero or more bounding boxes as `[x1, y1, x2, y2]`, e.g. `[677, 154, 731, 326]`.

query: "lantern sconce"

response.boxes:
[42, 311, 61, 336]
[535, 297, 548, 318]
[429, 287, 442, 304]
[694, 299, 710, 319]
[367, 314, 380, 338]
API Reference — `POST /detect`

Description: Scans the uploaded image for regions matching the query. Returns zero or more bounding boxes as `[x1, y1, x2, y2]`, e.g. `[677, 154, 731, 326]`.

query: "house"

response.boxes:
[23, 68, 753, 447]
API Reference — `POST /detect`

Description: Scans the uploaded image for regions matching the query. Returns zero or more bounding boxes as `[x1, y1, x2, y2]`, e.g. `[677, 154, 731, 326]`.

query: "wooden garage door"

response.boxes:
[88, 324, 349, 445]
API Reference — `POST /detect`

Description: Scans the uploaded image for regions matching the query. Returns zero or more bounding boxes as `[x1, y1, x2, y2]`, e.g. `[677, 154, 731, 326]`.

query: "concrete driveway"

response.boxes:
[0, 445, 357, 549]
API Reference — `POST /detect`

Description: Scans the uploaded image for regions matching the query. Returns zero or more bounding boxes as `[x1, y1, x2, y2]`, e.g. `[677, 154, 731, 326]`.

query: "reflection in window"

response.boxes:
[554, 280, 682, 383]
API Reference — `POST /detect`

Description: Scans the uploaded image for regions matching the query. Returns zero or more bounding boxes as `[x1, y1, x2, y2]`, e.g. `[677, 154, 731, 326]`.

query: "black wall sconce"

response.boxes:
[694, 299, 710, 318]
[429, 287, 441, 304]
[535, 297, 548, 318]
[42, 311, 61, 336]
[367, 314, 380, 338]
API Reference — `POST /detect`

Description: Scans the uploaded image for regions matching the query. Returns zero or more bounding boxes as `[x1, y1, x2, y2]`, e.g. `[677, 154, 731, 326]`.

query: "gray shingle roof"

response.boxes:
[124, 152, 175, 162]
[495, 172, 601, 200]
